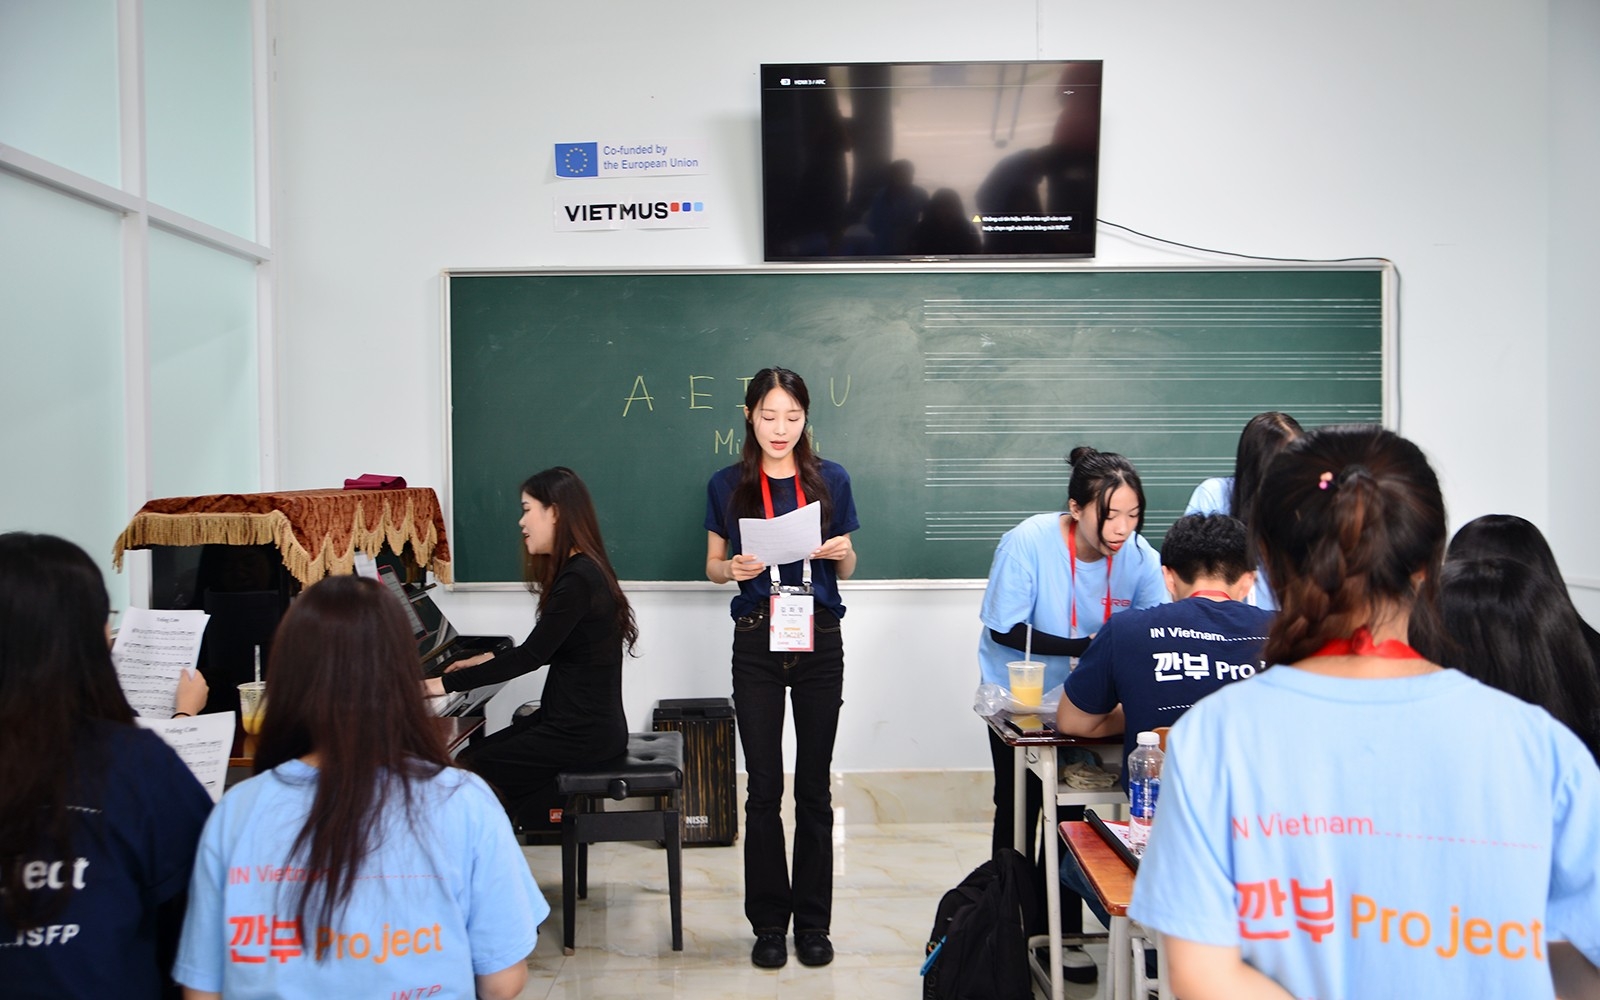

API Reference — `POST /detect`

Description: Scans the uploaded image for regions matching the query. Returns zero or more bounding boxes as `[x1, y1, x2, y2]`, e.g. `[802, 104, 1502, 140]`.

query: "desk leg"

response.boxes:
[1109, 916, 1130, 1000]
[1012, 742, 1026, 856]
[1039, 746, 1063, 1000]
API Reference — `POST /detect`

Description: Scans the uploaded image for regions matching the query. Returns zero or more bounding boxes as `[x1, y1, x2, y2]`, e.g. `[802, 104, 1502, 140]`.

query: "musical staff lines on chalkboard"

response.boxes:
[925, 456, 1230, 489]
[922, 297, 1381, 328]
[924, 403, 1382, 436]
[923, 351, 1381, 382]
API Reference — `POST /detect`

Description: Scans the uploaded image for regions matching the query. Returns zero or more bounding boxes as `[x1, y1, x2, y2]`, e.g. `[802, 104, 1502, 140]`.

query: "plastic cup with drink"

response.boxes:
[1007, 660, 1044, 708]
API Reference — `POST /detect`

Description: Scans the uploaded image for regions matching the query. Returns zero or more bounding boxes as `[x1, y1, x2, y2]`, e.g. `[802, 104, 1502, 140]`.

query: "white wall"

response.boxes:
[269, 0, 1596, 771]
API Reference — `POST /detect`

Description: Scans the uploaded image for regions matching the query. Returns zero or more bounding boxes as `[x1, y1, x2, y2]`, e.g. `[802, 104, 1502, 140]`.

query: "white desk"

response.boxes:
[983, 711, 1127, 1000]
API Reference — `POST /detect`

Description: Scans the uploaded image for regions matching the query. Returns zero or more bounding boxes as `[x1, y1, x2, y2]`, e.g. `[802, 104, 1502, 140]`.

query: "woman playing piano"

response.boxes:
[425, 466, 638, 830]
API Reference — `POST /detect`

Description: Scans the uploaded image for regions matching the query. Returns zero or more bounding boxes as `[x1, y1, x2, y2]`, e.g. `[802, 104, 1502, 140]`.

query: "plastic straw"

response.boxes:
[253, 645, 261, 684]
[1024, 623, 1033, 663]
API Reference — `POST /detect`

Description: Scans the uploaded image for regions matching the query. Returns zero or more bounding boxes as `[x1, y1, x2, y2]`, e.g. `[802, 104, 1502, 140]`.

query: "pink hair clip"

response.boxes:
[1318, 472, 1334, 490]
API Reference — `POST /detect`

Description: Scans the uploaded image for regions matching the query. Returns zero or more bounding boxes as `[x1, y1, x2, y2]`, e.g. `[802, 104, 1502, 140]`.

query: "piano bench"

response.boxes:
[553, 731, 684, 955]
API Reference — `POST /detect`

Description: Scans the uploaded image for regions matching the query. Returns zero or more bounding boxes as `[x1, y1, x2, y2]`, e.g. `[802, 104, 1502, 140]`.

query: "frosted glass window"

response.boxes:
[0, 0, 121, 186]
[144, 0, 254, 237]
[148, 229, 258, 498]
[0, 172, 128, 606]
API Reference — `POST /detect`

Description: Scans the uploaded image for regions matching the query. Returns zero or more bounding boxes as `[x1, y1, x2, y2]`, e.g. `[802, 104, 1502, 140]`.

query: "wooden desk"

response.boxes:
[228, 716, 485, 771]
[1060, 821, 1171, 1000]
[981, 710, 1127, 1000]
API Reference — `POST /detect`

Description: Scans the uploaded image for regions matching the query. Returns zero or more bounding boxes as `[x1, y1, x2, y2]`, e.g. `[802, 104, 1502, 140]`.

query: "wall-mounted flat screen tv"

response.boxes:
[760, 60, 1103, 262]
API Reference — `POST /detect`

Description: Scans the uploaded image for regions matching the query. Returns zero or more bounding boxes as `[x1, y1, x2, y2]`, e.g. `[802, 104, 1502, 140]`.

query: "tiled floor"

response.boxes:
[511, 818, 1114, 999]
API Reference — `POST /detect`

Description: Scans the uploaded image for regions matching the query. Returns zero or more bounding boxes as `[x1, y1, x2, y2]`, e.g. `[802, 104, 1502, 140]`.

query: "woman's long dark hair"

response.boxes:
[1229, 411, 1303, 531]
[728, 367, 833, 527]
[253, 575, 454, 942]
[0, 532, 135, 929]
[521, 467, 638, 653]
[1064, 446, 1147, 535]
[1435, 557, 1600, 762]
[1253, 425, 1447, 665]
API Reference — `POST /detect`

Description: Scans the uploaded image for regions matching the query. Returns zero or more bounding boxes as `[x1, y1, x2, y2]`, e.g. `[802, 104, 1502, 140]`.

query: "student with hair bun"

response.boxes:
[1129, 425, 1600, 1000]
[1185, 410, 1303, 609]
[977, 445, 1166, 982]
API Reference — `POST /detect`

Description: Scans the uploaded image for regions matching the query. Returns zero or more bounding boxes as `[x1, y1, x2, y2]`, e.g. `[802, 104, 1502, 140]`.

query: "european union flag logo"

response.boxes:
[554, 142, 599, 178]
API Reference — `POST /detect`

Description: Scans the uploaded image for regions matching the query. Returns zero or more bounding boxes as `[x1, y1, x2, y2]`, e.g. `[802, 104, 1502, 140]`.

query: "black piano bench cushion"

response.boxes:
[556, 731, 684, 800]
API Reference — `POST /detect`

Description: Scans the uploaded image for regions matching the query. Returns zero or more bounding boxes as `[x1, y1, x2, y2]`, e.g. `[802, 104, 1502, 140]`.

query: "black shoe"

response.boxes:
[751, 932, 787, 969]
[1060, 945, 1098, 984]
[795, 932, 833, 967]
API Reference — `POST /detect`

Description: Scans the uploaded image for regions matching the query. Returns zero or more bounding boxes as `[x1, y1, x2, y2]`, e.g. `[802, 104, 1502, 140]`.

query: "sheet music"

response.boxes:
[111, 608, 210, 718]
[738, 501, 823, 566]
[137, 711, 235, 802]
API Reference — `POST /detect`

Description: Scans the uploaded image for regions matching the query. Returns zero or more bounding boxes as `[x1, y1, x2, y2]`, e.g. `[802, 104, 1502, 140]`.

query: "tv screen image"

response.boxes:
[760, 61, 1102, 262]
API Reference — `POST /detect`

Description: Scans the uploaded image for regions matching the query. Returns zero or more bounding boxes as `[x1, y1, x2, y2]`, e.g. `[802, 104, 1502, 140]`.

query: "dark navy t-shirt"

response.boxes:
[704, 459, 860, 619]
[1064, 597, 1273, 788]
[0, 722, 212, 1000]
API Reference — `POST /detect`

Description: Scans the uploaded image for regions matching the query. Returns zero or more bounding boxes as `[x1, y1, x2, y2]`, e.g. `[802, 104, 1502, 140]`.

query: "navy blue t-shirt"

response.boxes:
[0, 722, 212, 1000]
[1063, 596, 1273, 788]
[704, 459, 860, 619]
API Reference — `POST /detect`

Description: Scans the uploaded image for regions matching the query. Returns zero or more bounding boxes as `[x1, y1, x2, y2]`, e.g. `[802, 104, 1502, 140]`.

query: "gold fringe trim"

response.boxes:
[112, 494, 453, 586]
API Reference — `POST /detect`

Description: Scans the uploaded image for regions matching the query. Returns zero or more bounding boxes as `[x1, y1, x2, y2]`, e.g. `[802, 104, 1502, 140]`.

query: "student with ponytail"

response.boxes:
[1128, 425, 1600, 999]
[977, 445, 1165, 982]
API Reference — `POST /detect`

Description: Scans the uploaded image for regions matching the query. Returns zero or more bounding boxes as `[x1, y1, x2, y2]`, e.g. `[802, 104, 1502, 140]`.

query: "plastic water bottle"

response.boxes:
[1127, 731, 1164, 851]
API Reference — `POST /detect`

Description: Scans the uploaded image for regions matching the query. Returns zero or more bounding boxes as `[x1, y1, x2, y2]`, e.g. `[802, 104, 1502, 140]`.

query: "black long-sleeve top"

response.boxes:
[441, 553, 626, 754]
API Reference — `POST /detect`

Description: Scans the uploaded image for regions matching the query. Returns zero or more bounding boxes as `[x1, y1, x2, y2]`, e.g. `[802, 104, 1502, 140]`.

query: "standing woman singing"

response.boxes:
[705, 367, 859, 971]
[426, 467, 638, 831]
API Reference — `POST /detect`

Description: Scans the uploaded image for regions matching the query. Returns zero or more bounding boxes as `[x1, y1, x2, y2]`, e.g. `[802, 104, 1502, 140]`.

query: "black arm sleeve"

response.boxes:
[441, 569, 591, 693]
[989, 623, 1092, 658]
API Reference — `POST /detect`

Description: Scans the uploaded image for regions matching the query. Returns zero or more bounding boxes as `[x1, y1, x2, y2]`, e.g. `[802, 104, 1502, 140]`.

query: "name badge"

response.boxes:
[769, 592, 814, 652]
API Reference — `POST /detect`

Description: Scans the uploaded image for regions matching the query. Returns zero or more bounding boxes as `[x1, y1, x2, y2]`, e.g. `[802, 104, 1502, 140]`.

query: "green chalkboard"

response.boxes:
[445, 267, 1387, 583]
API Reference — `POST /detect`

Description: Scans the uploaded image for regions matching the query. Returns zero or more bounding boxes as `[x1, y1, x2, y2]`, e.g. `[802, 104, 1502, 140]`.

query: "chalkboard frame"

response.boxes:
[441, 263, 1395, 590]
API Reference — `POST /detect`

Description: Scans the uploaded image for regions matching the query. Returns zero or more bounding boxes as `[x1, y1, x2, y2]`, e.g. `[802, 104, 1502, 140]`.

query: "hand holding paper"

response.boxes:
[738, 501, 822, 567]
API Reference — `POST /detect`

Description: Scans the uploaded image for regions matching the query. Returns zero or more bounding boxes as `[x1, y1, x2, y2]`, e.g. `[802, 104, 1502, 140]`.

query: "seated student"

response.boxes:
[175, 575, 546, 1000]
[0, 532, 213, 1000]
[1128, 425, 1600, 1000]
[1432, 555, 1600, 764]
[1053, 513, 1272, 933]
[1445, 513, 1600, 679]
[1185, 411, 1303, 610]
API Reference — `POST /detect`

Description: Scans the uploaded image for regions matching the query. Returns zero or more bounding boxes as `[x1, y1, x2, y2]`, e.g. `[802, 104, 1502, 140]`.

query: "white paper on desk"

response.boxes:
[137, 711, 235, 802]
[111, 608, 210, 718]
[738, 501, 823, 566]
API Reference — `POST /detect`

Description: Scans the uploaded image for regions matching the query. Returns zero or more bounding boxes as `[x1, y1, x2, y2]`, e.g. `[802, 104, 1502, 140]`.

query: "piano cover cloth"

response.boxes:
[112, 487, 452, 586]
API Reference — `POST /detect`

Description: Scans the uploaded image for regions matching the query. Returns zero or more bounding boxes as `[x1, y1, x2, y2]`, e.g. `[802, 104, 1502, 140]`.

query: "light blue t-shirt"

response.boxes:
[977, 512, 1167, 691]
[174, 761, 547, 999]
[1183, 475, 1278, 611]
[1128, 666, 1600, 1000]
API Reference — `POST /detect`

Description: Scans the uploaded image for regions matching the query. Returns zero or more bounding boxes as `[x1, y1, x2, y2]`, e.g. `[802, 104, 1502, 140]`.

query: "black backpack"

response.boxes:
[921, 848, 1039, 1000]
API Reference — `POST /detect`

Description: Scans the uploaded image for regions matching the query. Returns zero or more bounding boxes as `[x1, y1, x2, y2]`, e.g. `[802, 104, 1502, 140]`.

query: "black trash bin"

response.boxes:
[652, 697, 738, 846]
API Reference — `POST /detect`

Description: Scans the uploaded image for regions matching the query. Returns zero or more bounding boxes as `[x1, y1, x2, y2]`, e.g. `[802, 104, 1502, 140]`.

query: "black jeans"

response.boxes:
[987, 726, 1084, 933]
[731, 607, 844, 936]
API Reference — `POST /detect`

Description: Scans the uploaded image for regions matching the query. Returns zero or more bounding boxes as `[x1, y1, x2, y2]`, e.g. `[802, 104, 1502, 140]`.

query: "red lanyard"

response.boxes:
[1307, 627, 1424, 660]
[1190, 590, 1233, 601]
[760, 471, 805, 519]
[1066, 520, 1114, 634]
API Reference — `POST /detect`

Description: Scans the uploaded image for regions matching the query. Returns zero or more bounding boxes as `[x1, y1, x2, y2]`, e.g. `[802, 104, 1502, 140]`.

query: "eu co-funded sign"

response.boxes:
[553, 140, 707, 179]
